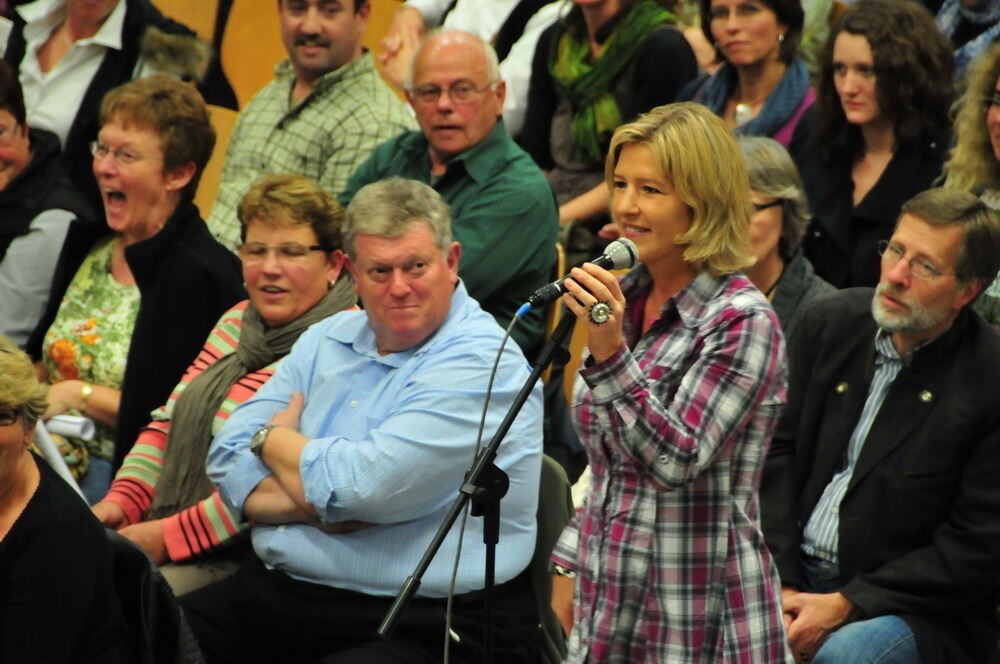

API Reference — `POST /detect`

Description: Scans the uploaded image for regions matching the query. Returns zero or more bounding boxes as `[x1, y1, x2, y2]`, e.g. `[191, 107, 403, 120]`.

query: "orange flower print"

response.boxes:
[81, 333, 100, 346]
[49, 338, 80, 380]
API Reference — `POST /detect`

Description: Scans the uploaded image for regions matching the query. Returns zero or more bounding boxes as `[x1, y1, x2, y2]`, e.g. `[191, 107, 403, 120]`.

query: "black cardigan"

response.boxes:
[798, 119, 949, 289]
[519, 18, 697, 171]
[27, 201, 245, 469]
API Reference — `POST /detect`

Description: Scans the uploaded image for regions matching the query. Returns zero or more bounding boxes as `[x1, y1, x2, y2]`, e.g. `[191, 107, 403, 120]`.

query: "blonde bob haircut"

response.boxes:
[605, 103, 753, 276]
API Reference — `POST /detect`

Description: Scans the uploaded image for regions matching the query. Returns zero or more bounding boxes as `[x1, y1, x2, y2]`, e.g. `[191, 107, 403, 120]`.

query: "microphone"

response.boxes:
[518, 238, 638, 314]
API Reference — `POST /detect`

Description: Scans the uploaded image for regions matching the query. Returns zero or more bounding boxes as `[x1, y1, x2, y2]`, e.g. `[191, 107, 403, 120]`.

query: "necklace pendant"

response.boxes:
[735, 103, 753, 126]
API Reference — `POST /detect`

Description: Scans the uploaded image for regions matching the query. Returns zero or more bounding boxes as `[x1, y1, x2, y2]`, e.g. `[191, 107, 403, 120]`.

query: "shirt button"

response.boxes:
[831, 507, 839, 514]
[277, 525, 287, 532]
[657, 454, 669, 464]
[350, 400, 359, 408]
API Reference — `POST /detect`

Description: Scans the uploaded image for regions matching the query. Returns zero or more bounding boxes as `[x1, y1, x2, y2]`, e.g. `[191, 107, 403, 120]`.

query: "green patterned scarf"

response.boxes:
[550, 1, 675, 163]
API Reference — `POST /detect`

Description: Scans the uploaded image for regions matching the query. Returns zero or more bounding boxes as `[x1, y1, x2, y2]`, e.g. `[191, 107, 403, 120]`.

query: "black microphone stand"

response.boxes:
[379, 305, 577, 663]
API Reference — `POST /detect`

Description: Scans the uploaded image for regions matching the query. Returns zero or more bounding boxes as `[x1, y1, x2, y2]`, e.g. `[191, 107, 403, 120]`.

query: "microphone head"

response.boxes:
[604, 238, 639, 270]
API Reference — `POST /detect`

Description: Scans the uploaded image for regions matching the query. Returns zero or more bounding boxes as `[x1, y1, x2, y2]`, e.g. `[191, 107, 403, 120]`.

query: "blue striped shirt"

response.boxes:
[208, 282, 543, 597]
[802, 330, 905, 562]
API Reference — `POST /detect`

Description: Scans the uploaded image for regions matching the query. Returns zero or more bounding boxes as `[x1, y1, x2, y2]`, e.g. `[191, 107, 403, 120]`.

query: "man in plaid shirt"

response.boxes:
[206, 0, 415, 251]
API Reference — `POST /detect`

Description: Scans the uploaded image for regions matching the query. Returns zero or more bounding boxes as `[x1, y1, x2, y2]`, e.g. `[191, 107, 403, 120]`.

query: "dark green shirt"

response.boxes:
[340, 121, 558, 356]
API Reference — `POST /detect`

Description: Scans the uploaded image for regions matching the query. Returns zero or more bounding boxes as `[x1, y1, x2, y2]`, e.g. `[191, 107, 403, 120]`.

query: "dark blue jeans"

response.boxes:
[800, 556, 922, 664]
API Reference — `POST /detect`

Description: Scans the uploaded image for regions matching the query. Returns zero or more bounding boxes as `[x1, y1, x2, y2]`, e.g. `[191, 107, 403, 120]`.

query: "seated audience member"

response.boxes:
[2, 0, 222, 209]
[678, 0, 813, 157]
[935, 0, 1000, 78]
[339, 30, 557, 357]
[520, 0, 697, 230]
[183, 177, 543, 663]
[91, 174, 356, 596]
[379, 0, 565, 138]
[27, 75, 244, 503]
[942, 42, 1000, 324]
[761, 188, 1000, 664]
[206, 0, 415, 252]
[0, 59, 94, 347]
[549, 103, 790, 662]
[738, 136, 833, 350]
[799, 0, 953, 289]
[0, 335, 128, 663]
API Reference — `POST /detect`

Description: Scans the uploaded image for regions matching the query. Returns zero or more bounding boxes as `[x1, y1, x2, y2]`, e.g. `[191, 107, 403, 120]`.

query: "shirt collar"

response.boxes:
[400, 119, 509, 184]
[22, 0, 125, 50]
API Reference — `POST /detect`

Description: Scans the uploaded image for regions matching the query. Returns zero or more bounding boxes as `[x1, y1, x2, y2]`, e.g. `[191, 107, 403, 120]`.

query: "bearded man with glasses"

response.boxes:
[760, 187, 1000, 664]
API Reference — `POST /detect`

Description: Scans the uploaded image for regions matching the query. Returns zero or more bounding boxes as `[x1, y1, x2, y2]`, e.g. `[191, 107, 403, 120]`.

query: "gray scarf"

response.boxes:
[148, 277, 356, 518]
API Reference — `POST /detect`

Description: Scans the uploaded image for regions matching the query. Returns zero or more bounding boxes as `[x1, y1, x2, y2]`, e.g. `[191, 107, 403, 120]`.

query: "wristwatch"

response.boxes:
[250, 424, 278, 458]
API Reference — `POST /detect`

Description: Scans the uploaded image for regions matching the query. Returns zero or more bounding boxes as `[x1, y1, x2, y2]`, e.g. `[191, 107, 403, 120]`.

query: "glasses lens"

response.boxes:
[414, 86, 440, 103]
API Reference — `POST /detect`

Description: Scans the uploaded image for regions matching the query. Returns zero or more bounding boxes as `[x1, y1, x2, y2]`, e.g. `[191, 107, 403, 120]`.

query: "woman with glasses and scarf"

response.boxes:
[90, 174, 356, 595]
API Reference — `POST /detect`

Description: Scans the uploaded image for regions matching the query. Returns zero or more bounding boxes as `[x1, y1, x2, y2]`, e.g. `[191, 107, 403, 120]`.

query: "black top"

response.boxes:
[0, 128, 94, 263]
[519, 19, 697, 173]
[798, 114, 949, 288]
[27, 200, 245, 469]
[0, 454, 128, 663]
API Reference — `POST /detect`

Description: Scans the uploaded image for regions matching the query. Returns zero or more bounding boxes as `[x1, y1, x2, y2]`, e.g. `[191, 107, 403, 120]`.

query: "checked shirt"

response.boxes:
[552, 267, 793, 663]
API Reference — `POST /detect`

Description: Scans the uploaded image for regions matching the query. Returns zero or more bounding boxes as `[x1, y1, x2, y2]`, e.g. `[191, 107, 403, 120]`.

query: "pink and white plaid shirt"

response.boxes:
[552, 267, 793, 663]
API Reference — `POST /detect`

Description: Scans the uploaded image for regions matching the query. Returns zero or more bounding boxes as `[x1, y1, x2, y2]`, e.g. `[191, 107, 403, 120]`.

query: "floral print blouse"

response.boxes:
[43, 237, 140, 462]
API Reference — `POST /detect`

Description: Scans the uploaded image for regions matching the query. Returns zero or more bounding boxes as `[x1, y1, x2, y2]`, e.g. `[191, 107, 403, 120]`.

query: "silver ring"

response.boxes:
[589, 301, 611, 325]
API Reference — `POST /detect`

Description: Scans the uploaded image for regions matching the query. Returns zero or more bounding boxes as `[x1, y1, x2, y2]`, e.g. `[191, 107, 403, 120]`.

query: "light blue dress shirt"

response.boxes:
[208, 282, 543, 597]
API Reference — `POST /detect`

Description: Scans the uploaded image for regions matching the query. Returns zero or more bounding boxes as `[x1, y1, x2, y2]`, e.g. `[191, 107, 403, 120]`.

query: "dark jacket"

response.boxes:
[519, 18, 697, 173]
[0, 127, 94, 262]
[769, 248, 834, 354]
[760, 288, 1000, 664]
[4, 0, 235, 211]
[798, 122, 949, 288]
[27, 201, 245, 470]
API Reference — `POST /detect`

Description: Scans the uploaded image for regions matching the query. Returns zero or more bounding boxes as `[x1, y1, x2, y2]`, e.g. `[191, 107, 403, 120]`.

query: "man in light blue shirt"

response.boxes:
[183, 177, 543, 663]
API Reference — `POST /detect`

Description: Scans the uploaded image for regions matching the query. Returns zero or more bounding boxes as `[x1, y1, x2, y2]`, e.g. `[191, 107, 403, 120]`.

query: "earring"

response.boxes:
[778, 33, 785, 43]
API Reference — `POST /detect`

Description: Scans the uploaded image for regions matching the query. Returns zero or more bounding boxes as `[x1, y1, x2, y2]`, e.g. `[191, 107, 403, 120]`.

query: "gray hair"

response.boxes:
[404, 29, 501, 91]
[343, 177, 453, 259]
[737, 136, 811, 257]
[901, 188, 1000, 290]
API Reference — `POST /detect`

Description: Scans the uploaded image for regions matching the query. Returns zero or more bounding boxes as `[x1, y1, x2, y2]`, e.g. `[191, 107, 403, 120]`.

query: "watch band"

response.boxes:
[251, 424, 278, 458]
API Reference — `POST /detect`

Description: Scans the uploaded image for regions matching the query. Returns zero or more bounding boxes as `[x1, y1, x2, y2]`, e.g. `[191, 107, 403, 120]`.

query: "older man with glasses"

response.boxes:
[760, 187, 1000, 664]
[339, 29, 557, 359]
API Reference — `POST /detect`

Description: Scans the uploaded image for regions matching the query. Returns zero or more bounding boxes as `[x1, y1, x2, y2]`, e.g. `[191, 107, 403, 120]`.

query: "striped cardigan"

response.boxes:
[104, 301, 275, 561]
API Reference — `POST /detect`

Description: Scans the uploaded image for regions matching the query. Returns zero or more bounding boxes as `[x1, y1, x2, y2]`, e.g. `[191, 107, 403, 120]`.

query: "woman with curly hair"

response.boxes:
[942, 42, 1000, 324]
[799, 0, 954, 288]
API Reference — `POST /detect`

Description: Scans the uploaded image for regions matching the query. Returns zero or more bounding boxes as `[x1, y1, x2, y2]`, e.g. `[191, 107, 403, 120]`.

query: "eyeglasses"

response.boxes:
[237, 242, 328, 264]
[0, 407, 21, 427]
[752, 199, 783, 212]
[90, 141, 162, 166]
[408, 80, 498, 104]
[876, 240, 954, 281]
[0, 122, 23, 147]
